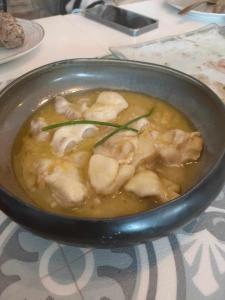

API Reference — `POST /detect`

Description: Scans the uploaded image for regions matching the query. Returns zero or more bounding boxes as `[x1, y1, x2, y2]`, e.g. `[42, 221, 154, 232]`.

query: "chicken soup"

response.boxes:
[13, 90, 204, 218]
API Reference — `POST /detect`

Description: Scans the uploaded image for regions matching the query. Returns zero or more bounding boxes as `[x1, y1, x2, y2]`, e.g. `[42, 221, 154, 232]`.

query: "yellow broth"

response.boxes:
[13, 90, 201, 218]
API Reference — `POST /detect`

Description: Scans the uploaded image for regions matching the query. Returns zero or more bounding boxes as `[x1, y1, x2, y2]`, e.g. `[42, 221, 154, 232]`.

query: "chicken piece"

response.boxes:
[88, 154, 134, 195]
[76, 98, 90, 113]
[84, 91, 128, 121]
[35, 159, 53, 189]
[132, 117, 150, 131]
[88, 154, 119, 193]
[54, 95, 81, 120]
[35, 159, 86, 208]
[95, 132, 138, 164]
[44, 164, 87, 208]
[107, 164, 135, 194]
[95, 129, 157, 167]
[30, 117, 49, 142]
[181, 132, 203, 163]
[67, 151, 90, 168]
[0, 12, 24, 49]
[155, 129, 203, 165]
[132, 130, 158, 168]
[51, 124, 98, 157]
[150, 130, 160, 139]
[125, 170, 165, 200]
[160, 177, 181, 201]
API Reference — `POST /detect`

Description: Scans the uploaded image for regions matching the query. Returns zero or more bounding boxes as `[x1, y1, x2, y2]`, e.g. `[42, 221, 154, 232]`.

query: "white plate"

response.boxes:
[110, 24, 225, 103]
[167, 0, 225, 20]
[0, 19, 44, 64]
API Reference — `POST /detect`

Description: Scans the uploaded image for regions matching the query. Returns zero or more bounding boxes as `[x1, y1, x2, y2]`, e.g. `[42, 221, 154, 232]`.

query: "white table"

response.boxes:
[0, 0, 211, 82]
[0, 2, 225, 300]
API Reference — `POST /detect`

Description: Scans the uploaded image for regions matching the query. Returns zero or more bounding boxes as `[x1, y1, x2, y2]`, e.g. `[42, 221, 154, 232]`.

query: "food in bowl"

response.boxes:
[0, 12, 25, 48]
[13, 89, 204, 218]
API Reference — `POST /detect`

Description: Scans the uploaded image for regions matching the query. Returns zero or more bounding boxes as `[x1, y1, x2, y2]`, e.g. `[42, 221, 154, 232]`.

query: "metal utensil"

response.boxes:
[178, 0, 217, 15]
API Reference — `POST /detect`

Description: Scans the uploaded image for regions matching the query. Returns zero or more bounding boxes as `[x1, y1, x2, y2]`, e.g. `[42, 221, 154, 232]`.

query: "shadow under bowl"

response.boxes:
[0, 59, 224, 247]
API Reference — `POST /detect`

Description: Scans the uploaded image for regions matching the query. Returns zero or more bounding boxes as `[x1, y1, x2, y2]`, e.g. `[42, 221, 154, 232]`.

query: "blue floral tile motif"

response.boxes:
[0, 227, 82, 300]
[40, 267, 82, 300]
[177, 188, 225, 299]
[60, 244, 91, 265]
[68, 247, 136, 300]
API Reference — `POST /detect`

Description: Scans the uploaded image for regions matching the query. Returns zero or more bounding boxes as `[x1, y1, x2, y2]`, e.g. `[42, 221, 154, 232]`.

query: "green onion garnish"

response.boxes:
[42, 119, 138, 133]
[94, 108, 154, 148]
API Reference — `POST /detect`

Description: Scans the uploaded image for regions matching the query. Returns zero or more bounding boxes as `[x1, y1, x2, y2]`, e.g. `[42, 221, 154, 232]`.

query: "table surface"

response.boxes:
[0, 1, 225, 299]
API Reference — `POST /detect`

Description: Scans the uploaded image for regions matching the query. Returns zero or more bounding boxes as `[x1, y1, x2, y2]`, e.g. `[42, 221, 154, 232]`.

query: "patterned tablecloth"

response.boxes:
[111, 24, 225, 104]
[0, 78, 225, 300]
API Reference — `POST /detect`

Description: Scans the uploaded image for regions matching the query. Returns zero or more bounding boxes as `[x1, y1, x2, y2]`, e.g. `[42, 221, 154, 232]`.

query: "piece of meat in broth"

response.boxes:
[35, 159, 53, 189]
[68, 151, 90, 169]
[94, 132, 138, 164]
[54, 95, 81, 120]
[125, 170, 165, 200]
[51, 124, 98, 157]
[88, 154, 134, 195]
[76, 98, 90, 113]
[95, 128, 157, 168]
[132, 130, 158, 168]
[30, 117, 49, 141]
[155, 129, 203, 165]
[37, 161, 87, 208]
[132, 117, 150, 131]
[88, 154, 118, 193]
[84, 91, 128, 121]
[160, 177, 181, 201]
[105, 164, 135, 195]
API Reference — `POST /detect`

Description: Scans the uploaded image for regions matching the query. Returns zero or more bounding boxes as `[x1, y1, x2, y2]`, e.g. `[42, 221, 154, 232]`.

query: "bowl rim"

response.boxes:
[0, 58, 225, 223]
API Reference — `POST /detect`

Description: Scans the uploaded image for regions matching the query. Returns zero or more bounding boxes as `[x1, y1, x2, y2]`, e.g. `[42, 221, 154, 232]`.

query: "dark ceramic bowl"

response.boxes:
[0, 59, 224, 248]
